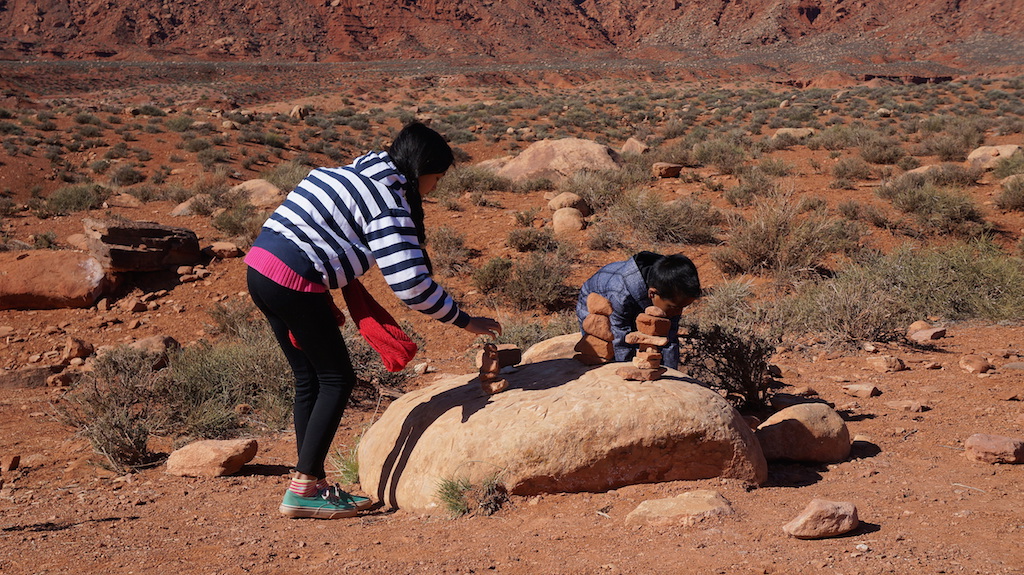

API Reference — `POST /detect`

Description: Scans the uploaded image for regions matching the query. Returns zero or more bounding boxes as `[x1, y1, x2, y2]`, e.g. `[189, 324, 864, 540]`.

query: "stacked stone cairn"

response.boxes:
[615, 305, 669, 382]
[478, 342, 522, 395]
[574, 293, 617, 365]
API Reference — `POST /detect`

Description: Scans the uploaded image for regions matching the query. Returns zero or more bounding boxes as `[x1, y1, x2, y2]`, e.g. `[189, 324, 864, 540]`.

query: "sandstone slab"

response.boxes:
[495, 138, 622, 183]
[164, 439, 258, 477]
[782, 499, 859, 539]
[625, 490, 733, 527]
[358, 361, 767, 513]
[964, 433, 1024, 464]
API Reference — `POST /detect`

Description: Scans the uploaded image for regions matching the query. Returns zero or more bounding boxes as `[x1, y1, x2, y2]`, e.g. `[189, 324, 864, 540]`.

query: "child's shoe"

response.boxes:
[280, 488, 363, 519]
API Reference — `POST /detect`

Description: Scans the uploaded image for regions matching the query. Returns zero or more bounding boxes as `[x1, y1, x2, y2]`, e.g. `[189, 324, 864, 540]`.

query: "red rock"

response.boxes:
[165, 439, 258, 477]
[574, 335, 614, 360]
[866, 355, 906, 373]
[615, 365, 666, 381]
[651, 162, 683, 178]
[636, 314, 670, 337]
[908, 327, 946, 344]
[0, 251, 108, 310]
[586, 293, 613, 316]
[842, 384, 881, 398]
[475, 344, 522, 369]
[964, 434, 1024, 464]
[885, 400, 929, 412]
[644, 305, 667, 318]
[782, 499, 859, 539]
[582, 313, 614, 341]
[959, 355, 993, 374]
[624, 332, 669, 347]
[1, 455, 20, 472]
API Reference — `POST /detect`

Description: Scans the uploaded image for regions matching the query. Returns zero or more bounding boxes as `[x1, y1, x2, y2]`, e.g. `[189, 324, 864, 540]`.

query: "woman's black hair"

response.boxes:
[636, 251, 701, 301]
[387, 122, 454, 257]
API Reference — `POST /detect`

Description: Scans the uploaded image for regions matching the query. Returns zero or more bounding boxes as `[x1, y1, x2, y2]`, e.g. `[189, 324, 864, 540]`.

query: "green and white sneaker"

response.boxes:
[279, 488, 370, 519]
[321, 484, 373, 511]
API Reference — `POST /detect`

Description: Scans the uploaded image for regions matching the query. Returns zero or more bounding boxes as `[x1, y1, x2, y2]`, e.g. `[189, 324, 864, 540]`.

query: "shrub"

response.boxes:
[860, 137, 906, 165]
[724, 167, 776, 206]
[693, 138, 746, 174]
[47, 183, 108, 214]
[678, 323, 775, 410]
[427, 226, 471, 277]
[992, 154, 1024, 179]
[489, 311, 577, 351]
[758, 157, 792, 177]
[56, 347, 169, 472]
[609, 191, 722, 244]
[165, 115, 194, 132]
[110, 165, 146, 186]
[213, 202, 265, 246]
[472, 257, 513, 294]
[877, 174, 987, 236]
[501, 252, 573, 310]
[197, 148, 230, 170]
[558, 170, 624, 213]
[712, 197, 861, 277]
[996, 175, 1024, 211]
[261, 161, 312, 192]
[832, 157, 871, 181]
[436, 473, 507, 518]
[434, 165, 511, 200]
[506, 228, 557, 252]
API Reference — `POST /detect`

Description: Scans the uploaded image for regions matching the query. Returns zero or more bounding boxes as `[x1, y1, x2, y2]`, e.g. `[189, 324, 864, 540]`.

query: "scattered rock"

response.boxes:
[205, 242, 243, 259]
[964, 433, 1024, 464]
[547, 192, 591, 216]
[651, 162, 683, 178]
[0, 365, 63, 388]
[967, 144, 1021, 170]
[165, 439, 258, 477]
[908, 327, 946, 344]
[625, 490, 734, 527]
[773, 127, 815, 140]
[755, 403, 851, 463]
[552, 207, 585, 234]
[907, 320, 933, 334]
[621, 137, 650, 155]
[842, 384, 881, 398]
[866, 356, 906, 373]
[782, 499, 859, 539]
[170, 194, 213, 217]
[1, 455, 20, 472]
[230, 179, 284, 210]
[959, 355, 994, 374]
[358, 360, 766, 513]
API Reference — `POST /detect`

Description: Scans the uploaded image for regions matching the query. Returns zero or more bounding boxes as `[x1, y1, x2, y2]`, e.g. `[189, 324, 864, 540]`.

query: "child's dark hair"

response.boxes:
[647, 253, 701, 301]
[388, 122, 454, 274]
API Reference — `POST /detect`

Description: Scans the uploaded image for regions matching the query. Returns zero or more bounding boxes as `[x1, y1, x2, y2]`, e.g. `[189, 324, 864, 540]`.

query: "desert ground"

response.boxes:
[1, 61, 1024, 574]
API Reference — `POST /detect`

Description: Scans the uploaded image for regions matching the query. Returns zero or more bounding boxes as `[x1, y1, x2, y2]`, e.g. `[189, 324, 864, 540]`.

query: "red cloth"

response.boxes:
[288, 279, 418, 373]
[341, 278, 418, 372]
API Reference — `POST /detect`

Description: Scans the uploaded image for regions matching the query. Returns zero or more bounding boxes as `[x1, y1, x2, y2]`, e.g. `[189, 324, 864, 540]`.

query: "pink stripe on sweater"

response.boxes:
[245, 247, 327, 293]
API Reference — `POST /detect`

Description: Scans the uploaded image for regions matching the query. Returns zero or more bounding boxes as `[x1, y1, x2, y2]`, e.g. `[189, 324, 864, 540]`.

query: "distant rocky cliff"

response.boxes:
[0, 0, 1021, 72]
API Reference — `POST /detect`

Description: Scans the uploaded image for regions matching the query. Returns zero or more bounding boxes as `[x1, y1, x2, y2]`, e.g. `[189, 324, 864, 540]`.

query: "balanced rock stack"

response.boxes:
[574, 293, 616, 365]
[616, 306, 669, 382]
[477, 342, 522, 395]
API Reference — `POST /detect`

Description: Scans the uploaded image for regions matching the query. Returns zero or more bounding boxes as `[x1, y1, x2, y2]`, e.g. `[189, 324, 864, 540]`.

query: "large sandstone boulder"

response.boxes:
[358, 361, 767, 514]
[230, 179, 285, 209]
[0, 251, 107, 310]
[495, 138, 622, 183]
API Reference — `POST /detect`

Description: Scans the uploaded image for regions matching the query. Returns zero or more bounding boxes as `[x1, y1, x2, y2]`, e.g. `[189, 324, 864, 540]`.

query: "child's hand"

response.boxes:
[465, 316, 503, 339]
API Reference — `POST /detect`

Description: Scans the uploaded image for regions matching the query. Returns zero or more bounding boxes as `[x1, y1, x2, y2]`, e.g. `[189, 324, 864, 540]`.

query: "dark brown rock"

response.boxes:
[83, 217, 202, 272]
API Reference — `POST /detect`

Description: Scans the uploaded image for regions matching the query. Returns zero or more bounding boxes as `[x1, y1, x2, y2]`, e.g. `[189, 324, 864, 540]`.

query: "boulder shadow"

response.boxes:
[849, 439, 882, 459]
[238, 463, 292, 477]
[764, 463, 825, 488]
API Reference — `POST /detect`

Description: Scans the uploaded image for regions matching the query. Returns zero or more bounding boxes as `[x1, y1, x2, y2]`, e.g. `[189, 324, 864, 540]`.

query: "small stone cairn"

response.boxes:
[574, 293, 616, 365]
[573, 294, 669, 382]
[616, 306, 669, 382]
[478, 342, 522, 395]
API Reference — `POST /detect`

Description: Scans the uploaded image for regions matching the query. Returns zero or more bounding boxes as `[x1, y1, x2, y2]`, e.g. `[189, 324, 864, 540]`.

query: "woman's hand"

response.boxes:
[465, 316, 503, 339]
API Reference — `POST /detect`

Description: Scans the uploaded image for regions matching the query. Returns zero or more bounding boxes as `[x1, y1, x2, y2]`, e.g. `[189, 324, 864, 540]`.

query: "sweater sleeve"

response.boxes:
[363, 208, 470, 328]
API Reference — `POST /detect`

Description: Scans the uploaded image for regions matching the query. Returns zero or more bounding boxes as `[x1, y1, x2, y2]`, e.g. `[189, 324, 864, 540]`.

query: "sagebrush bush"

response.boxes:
[832, 157, 871, 181]
[609, 191, 722, 244]
[57, 347, 169, 472]
[428, 226, 471, 277]
[261, 161, 312, 192]
[678, 323, 775, 410]
[434, 165, 511, 200]
[877, 174, 987, 236]
[501, 252, 573, 310]
[46, 183, 108, 214]
[777, 241, 1024, 343]
[471, 256, 512, 294]
[860, 137, 906, 165]
[996, 175, 1024, 211]
[489, 311, 578, 352]
[213, 202, 265, 246]
[558, 170, 624, 213]
[693, 138, 746, 174]
[725, 167, 776, 206]
[506, 227, 558, 252]
[992, 154, 1024, 179]
[712, 197, 861, 277]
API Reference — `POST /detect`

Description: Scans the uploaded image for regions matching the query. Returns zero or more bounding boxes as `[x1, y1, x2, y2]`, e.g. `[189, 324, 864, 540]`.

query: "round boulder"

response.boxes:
[755, 403, 851, 463]
[358, 361, 767, 514]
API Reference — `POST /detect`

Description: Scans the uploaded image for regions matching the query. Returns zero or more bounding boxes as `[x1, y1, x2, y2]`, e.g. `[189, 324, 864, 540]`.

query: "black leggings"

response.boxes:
[247, 267, 357, 479]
